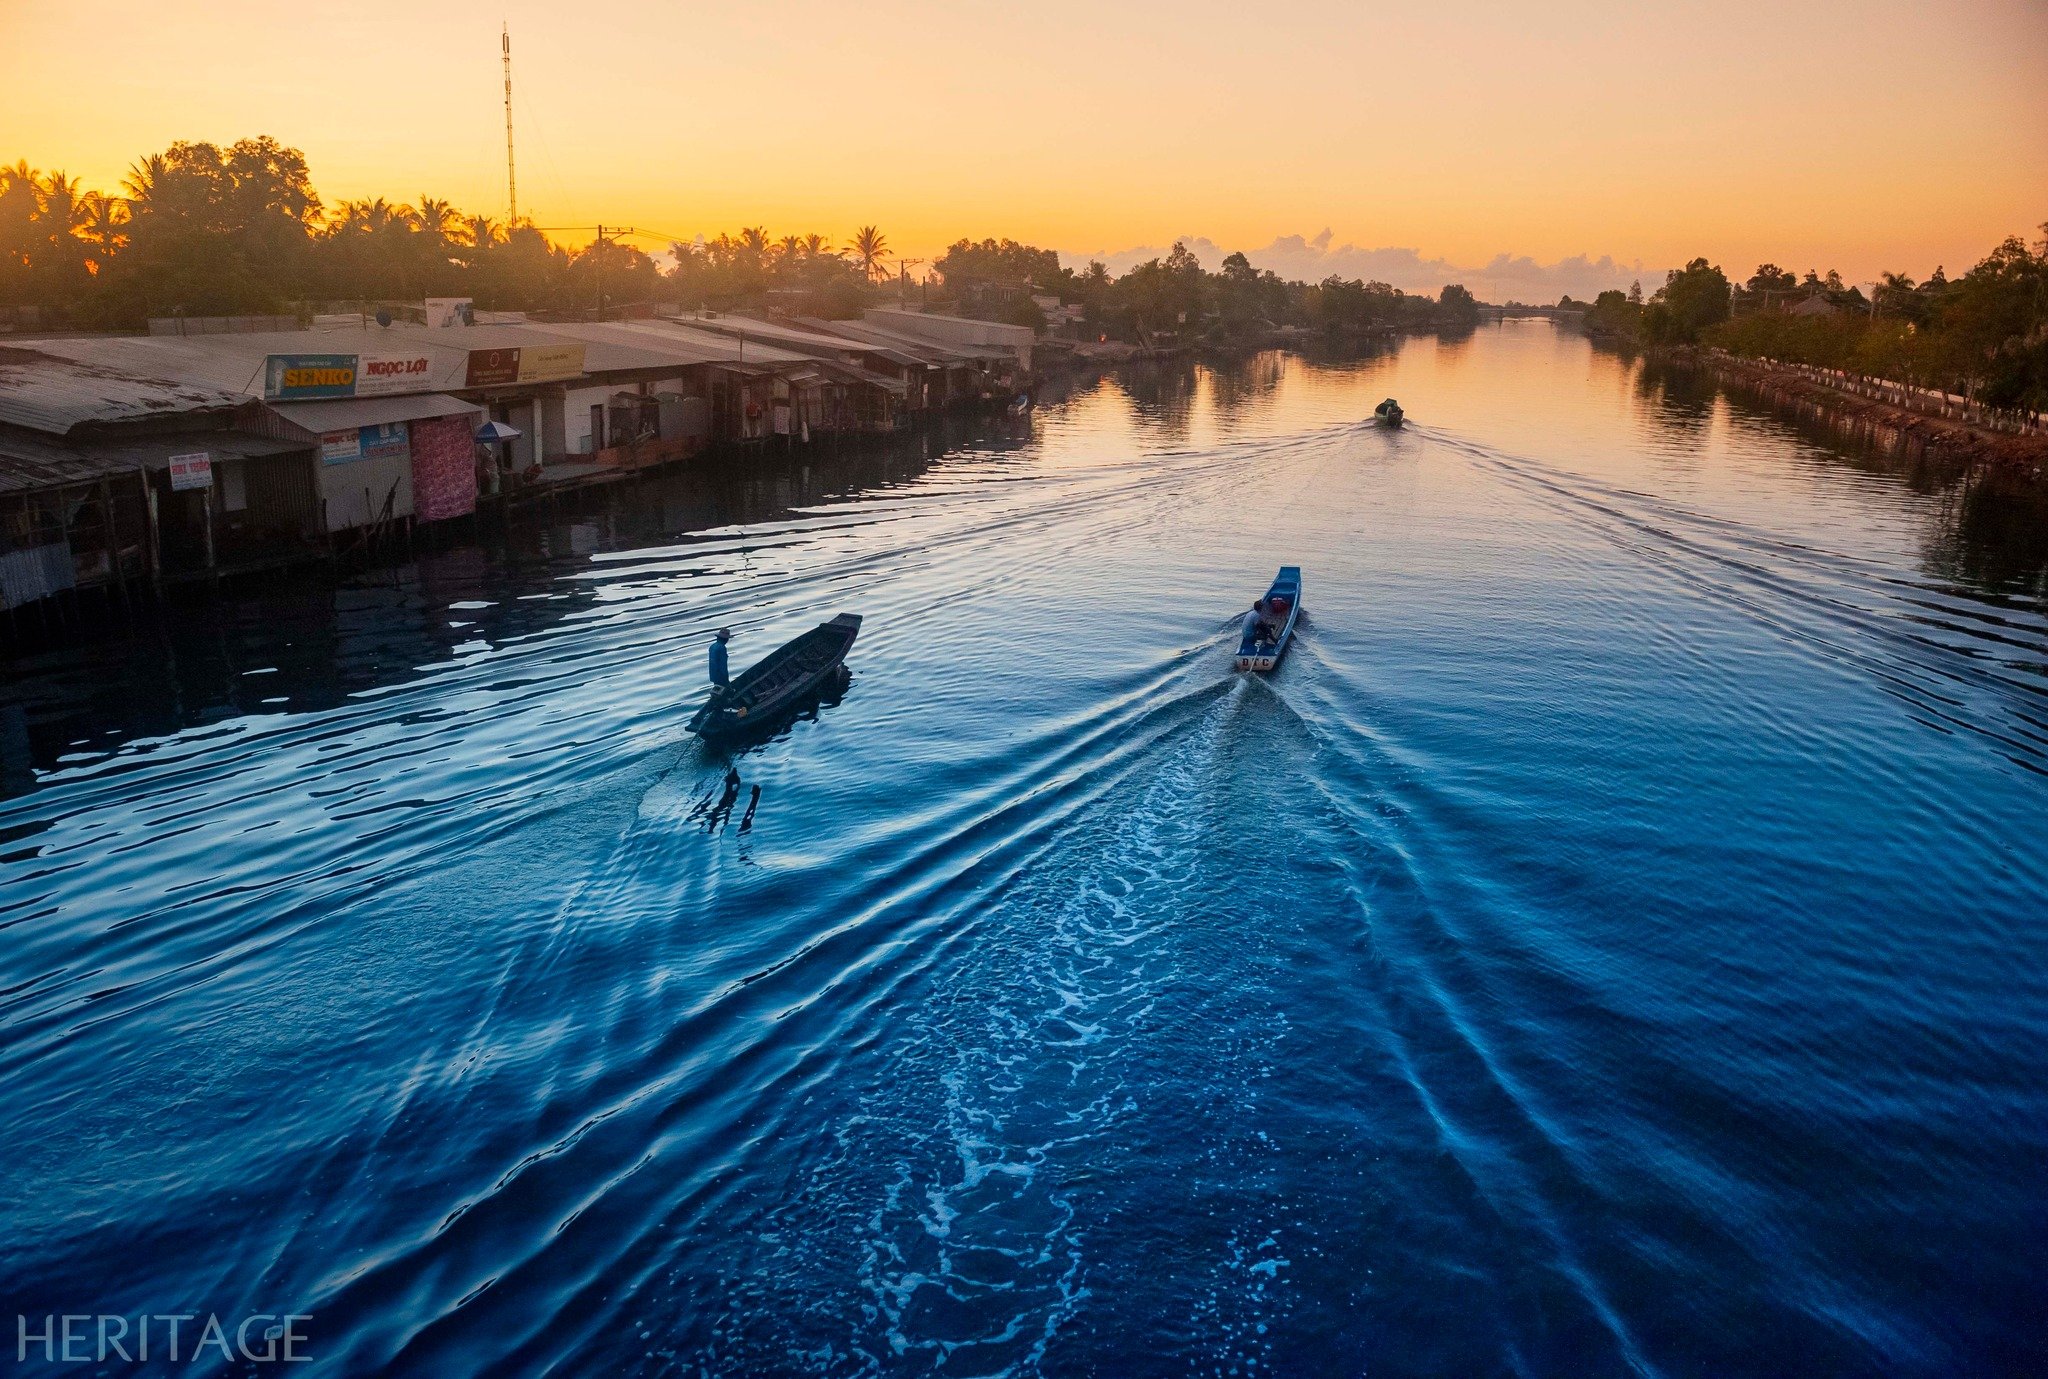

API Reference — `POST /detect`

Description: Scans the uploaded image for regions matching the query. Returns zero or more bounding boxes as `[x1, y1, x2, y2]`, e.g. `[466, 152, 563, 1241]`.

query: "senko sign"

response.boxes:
[264, 354, 358, 401]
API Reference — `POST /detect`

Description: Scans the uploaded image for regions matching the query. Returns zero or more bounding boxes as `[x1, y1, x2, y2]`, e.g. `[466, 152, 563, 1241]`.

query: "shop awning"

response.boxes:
[267, 393, 482, 434]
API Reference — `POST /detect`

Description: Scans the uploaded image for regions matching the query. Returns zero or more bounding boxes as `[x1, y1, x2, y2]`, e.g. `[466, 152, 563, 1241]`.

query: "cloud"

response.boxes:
[1066, 233, 1650, 304]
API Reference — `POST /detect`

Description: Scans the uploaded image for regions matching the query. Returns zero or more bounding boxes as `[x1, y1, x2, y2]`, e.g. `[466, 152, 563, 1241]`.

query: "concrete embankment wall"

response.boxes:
[1667, 349, 2048, 476]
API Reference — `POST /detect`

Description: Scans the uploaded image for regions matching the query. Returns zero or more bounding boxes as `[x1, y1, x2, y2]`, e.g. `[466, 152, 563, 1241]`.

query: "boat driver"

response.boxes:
[1242, 600, 1272, 649]
[709, 627, 733, 692]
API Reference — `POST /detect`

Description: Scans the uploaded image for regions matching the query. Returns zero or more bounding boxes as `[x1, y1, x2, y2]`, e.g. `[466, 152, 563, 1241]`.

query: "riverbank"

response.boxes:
[1658, 346, 2048, 477]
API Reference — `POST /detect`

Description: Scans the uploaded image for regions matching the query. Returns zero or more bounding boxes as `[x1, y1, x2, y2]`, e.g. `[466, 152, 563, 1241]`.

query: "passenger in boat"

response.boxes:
[1242, 600, 1272, 649]
[708, 628, 732, 689]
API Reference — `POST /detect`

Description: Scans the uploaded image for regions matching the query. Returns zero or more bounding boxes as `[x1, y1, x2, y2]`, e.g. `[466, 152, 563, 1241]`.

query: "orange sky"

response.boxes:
[3, 0, 2043, 292]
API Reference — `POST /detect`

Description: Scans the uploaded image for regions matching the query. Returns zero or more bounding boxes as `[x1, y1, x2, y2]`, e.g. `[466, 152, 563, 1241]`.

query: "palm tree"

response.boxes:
[416, 197, 458, 249]
[463, 214, 503, 252]
[34, 172, 91, 282]
[78, 192, 129, 272]
[1875, 270, 1916, 319]
[848, 225, 889, 282]
[802, 232, 829, 258]
[121, 154, 167, 207]
[0, 162, 40, 271]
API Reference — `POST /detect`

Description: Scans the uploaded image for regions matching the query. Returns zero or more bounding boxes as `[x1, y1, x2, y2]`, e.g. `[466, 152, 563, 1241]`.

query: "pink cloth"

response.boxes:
[410, 415, 477, 523]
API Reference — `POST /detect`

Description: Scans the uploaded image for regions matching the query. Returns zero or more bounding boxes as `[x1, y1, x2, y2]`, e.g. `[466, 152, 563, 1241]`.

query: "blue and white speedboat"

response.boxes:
[1234, 566, 1302, 672]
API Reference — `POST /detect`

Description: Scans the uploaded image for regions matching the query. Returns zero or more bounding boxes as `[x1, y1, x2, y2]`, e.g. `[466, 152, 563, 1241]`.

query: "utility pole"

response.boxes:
[595, 223, 604, 321]
[502, 25, 518, 224]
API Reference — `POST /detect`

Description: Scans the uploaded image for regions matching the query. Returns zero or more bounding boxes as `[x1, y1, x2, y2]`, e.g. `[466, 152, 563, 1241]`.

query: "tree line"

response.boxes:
[0, 139, 900, 324]
[935, 237, 1481, 340]
[1575, 230, 2048, 410]
[1, 137, 1485, 342]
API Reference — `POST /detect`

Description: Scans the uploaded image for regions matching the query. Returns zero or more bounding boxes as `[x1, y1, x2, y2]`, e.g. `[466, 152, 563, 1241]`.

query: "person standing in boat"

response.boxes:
[708, 627, 733, 694]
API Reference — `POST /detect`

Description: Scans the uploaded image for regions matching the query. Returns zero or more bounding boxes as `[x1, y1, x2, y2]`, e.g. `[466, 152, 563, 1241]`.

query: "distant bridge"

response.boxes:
[1479, 305, 1586, 322]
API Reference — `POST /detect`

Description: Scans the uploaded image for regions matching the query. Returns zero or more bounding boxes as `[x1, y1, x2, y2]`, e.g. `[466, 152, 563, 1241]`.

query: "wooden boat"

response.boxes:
[1374, 397, 1405, 427]
[689, 613, 862, 739]
[1234, 566, 1302, 672]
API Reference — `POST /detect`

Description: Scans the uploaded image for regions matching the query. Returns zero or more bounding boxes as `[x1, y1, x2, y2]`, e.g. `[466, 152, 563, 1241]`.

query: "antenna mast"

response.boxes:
[501, 24, 518, 224]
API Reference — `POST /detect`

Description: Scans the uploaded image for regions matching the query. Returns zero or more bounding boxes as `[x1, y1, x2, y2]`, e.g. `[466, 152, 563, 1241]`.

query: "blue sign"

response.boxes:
[264, 354, 358, 401]
[359, 422, 409, 460]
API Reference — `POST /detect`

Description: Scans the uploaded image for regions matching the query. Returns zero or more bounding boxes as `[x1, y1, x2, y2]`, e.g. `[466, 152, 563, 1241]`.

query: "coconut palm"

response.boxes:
[463, 215, 503, 253]
[848, 225, 888, 282]
[416, 196, 459, 249]
[121, 153, 168, 207]
[34, 172, 92, 284]
[78, 192, 129, 271]
[0, 162, 40, 272]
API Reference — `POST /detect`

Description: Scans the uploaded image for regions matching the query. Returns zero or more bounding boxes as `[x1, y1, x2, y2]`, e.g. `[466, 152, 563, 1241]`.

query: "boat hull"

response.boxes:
[690, 613, 862, 740]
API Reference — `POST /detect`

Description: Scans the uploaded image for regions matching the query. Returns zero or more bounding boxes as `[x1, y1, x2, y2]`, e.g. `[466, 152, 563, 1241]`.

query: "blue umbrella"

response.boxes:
[475, 420, 522, 442]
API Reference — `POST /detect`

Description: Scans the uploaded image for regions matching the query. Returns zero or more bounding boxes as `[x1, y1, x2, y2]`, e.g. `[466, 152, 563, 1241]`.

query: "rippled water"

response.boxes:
[4, 323, 2046, 1377]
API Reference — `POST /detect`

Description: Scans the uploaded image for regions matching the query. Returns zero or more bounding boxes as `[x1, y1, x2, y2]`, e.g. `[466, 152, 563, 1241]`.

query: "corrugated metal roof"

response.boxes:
[509, 320, 738, 373]
[17, 329, 472, 397]
[552, 319, 814, 368]
[1, 320, 891, 444]
[0, 347, 250, 435]
[94, 431, 308, 471]
[794, 318, 981, 366]
[673, 314, 940, 370]
[0, 425, 130, 494]
[269, 393, 481, 434]
[678, 314, 874, 357]
[0, 424, 301, 494]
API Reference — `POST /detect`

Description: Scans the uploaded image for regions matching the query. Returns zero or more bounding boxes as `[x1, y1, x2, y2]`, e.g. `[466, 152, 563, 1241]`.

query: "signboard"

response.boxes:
[320, 430, 363, 465]
[516, 342, 585, 383]
[355, 351, 434, 395]
[359, 422, 409, 461]
[168, 452, 213, 491]
[425, 297, 474, 329]
[264, 354, 357, 401]
[464, 347, 522, 387]
[463, 342, 587, 388]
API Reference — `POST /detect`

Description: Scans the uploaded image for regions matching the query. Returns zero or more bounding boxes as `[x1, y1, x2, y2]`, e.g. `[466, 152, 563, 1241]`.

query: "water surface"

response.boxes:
[4, 323, 2045, 1377]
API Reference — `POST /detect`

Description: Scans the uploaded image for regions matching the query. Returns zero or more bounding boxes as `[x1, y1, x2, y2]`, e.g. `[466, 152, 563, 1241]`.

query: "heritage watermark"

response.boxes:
[15, 1313, 311, 1364]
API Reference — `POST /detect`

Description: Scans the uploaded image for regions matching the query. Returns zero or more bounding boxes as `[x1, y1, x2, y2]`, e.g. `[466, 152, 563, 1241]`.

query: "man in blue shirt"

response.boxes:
[709, 627, 732, 688]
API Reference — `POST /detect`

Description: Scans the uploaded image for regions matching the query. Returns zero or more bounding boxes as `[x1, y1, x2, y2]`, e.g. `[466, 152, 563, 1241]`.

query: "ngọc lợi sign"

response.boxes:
[168, 452, 212, 490]
[320, 430, 362, 465]
[354, 351, 435, 395]
[265, 354, 358, 401]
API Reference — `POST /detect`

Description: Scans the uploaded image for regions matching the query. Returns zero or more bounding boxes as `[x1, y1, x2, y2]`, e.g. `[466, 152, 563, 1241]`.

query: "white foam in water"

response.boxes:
[840, 693, 1258, 1373]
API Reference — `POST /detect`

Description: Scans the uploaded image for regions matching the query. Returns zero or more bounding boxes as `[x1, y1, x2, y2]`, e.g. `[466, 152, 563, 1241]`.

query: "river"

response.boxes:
[2, 321, 2045, 1377]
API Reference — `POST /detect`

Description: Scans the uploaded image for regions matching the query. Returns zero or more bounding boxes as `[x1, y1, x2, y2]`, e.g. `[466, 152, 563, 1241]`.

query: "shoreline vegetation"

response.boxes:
[0, 134, 2037, 466]
[0, 137, 1482, 343]
[1569, 231, 2048, 471]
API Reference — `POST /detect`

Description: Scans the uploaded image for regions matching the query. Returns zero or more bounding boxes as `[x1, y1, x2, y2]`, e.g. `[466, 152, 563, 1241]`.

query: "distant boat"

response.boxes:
[690, 614, 862, 740]
[1234, 566, 1302, 672]
[1374, 398, 1405, 428]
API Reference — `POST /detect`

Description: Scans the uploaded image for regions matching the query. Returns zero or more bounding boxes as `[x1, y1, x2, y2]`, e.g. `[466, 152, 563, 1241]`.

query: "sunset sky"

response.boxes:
[4, 0, 2044, 299]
